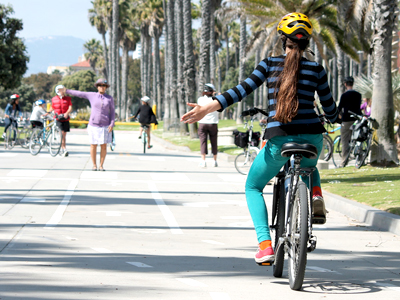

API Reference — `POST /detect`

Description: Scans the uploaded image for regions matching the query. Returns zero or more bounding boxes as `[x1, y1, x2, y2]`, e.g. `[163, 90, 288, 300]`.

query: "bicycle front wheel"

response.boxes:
[234, 148, 258, 175]
[288, 181, 309, 291]
[49, 126, 62, 157]
[331, 135, 342, 168]
[272, 177, 286, 278]
[322, 135, 333, 161]
[355, 137, 372, 169]
[29, 129, 43, 155]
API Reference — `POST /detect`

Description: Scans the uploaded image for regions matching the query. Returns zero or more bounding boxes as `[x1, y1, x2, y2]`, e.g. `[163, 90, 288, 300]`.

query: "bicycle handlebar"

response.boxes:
[241, 107, 269, 117]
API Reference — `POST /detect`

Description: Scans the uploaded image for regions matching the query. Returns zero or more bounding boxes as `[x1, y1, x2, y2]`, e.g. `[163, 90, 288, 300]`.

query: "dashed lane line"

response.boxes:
[91, 247, 113, 253]
[148, 181, 183, 234]
[127, 262, 153, 268]
[45, 179, 79, 229]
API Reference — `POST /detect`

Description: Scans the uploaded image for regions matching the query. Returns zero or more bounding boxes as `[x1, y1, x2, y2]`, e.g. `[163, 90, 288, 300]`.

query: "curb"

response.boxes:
[324, 190, 400, 236]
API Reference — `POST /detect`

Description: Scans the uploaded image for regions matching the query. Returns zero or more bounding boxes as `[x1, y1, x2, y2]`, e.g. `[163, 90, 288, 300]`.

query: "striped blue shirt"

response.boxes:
[215, 55, 338, 139]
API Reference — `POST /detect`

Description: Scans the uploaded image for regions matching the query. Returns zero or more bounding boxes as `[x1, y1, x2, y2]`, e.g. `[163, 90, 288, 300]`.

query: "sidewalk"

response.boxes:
[152, 134, 400, 236]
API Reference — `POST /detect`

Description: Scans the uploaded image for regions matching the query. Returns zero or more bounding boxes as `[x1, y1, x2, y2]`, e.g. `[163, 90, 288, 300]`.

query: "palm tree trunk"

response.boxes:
[183, 0, 198, 138]
[336, 46, 344, 101]
[209, 4, 216, 85]
[198, 0, 211, 97]
[121, 45, 128, 122]
[152, 30, 160, 118]
[146, 35, 152, 96]
[116, 47, 121, 118]
[370, 0, 399, 165]
[162, 0, 170, 131]
[140, 28, 145, 96]
[111, 0, 119, 100]
[225, 25, 229, 79]
[167, 0, 178, 123]
[101, 32, 109, 80]
[236, 15, 246, 124]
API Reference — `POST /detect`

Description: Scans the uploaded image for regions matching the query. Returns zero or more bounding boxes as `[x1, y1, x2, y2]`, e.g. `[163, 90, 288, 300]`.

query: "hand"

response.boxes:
[64, 113, 69, 119]
[5, 114, 9, 118]
[108, 125, 113, 133]
[180, 103, 208, 124]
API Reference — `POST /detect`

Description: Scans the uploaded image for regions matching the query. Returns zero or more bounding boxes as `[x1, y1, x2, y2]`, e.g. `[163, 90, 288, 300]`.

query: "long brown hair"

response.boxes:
[273, 37, 304, 123]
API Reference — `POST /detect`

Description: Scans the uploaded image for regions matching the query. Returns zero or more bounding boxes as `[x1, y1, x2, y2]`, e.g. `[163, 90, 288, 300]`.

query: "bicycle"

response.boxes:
[234, 108, 268, 175]
[341, 111, 376, 169]
[331, 134, 342, 168]
[141, 125, 149, 153]
[264, 142, 319, 290]
[109, 130, 116, 151]
[29, 114, 62, 156]
[4, 117, 31, 149]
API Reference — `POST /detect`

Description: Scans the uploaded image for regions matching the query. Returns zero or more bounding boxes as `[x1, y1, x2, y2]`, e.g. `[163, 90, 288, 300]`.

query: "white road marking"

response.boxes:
[131, 229, 166, 234]
[106, 211, 121, 216]
[0, 195, 21, 200]
[45, 179, 79, 229]
[126, 262, 153, 268]
[91, 247, 113, 253]
[373, 281, 400, 292]
[148, 182, 182, 234]
[151, 173, 189, 181]
[0, 153, 18, 157]
[210, 292, 231, 300]
[21, 197, 46, 203]
[202, 240, 225, 245]
[176, 278, 207, 287]
[80, 171, 118, 179]
[307, 266, 342, 274]
[106, 182, 123, 187]
[7, 169, 48, 177]
[220, 216, 250, 220]
[217, 174, 246, 182]
[229, 220, 253, 228]
[138, 157, 165, 161]
[2, 179, 19, 183]
[64, 236, 78, 241]
[183, 200, 246, 208]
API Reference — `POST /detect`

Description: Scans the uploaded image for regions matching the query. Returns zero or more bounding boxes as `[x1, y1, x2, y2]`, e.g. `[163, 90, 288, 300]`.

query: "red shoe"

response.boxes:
[255, 246, 274, 263]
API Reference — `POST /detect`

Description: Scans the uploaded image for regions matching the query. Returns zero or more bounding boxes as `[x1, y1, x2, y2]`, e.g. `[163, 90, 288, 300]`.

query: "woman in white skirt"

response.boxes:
[65, 79, 115, 171]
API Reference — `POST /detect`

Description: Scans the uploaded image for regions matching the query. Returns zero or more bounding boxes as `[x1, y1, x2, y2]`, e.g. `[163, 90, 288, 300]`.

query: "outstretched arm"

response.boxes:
[181, 100, 222, 124]
[65, 89, 92, 100]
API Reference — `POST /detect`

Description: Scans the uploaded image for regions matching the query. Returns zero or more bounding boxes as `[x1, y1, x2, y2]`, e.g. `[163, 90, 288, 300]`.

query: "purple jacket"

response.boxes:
[66, 89, 115, 127]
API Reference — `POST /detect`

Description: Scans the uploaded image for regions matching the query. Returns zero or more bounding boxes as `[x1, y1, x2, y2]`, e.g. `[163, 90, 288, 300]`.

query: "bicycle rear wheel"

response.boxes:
[143, 132, 147, 153]
[49, 126, 62, 157]
[29, 129, 43, 155]
[322, 135, 333, 161]
[288, 181, 309, 291]
[234, 148, 258, 175]
[331, 135, 342, 168]
[4, 127, 13, 149]
[355, 136, 372, 169]
[272, 176, 286, 278]
[19, 127, 31, 148]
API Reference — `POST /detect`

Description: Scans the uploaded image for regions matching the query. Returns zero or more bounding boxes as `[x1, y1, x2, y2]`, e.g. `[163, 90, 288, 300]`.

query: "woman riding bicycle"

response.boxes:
[181, 12, 339, 264]
[3, 94, 23, 139]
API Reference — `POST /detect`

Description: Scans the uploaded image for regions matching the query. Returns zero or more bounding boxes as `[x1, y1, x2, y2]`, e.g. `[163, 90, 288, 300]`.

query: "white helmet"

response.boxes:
[204, 83, 216, 92]
[55, 85, 65, 96]
[141, 96, 150, 103]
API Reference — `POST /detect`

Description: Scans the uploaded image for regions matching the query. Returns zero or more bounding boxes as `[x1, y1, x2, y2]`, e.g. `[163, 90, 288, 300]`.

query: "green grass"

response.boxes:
[320, 166, 400, 216]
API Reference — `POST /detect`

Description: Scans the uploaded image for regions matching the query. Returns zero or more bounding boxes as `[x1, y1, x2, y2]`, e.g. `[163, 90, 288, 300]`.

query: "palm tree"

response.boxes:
[83, 39, 103, 75]
[183, 0, 198, 138]
[198, 0, 212, 97]
[369, 0, 399, 165]
[110, 0, 119, 100]
[89, 3, 109, 79]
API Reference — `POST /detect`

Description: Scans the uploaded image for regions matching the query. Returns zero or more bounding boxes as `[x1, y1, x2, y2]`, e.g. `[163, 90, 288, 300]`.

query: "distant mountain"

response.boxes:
[24, 36, 87, 76]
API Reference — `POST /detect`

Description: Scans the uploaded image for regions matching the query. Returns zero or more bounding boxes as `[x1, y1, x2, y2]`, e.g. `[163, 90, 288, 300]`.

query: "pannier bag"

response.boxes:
[351, 119, 369, 142]
[251, 131, 261, 147]
[233, 130, 249, 148]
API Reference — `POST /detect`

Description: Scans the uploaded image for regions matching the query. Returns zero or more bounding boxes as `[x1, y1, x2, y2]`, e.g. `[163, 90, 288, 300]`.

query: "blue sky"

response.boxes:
[9, 0, 102, 41]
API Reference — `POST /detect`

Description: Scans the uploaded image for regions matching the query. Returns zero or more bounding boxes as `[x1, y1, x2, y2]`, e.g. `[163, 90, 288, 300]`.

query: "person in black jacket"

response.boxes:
[133, 96, 157, 149]
[337, 76, 362, 166]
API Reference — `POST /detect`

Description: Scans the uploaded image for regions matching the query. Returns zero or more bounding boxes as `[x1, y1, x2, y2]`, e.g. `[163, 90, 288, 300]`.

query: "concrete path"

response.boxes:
[0, 129, 399, 299]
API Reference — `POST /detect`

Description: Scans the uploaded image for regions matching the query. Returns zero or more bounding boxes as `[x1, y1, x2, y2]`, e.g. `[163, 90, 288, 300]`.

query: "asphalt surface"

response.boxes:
[0, 129, 399, 299]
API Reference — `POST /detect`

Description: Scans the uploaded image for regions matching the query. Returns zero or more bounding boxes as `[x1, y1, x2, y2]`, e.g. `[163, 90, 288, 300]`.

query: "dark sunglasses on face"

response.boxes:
[98, 84, 108, 87]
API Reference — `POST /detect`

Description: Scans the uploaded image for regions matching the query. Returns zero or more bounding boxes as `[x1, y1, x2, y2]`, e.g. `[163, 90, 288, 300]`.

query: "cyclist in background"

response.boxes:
[3, 94, 22, 139]
[51, 85, 72, 156]
[30, 99, 49, 129]
[133, 96, 157, 150]
[181, 12, 338, 264]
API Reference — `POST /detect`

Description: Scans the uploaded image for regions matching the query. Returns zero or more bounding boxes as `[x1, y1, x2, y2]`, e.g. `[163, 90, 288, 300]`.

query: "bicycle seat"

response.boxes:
[281, 143, 318, 159]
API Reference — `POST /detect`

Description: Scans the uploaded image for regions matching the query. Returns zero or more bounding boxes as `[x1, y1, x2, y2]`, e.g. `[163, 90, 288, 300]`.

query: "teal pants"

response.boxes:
[245, 134, 323, 243]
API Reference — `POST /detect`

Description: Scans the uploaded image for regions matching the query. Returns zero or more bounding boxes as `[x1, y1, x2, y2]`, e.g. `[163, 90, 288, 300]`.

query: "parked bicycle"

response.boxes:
[341, 111, 377, 169]
[233, 108, 268, 175]
[3, 117, 31, 149]
[29, 113, 62, 156]
[265, 142, 320, 290]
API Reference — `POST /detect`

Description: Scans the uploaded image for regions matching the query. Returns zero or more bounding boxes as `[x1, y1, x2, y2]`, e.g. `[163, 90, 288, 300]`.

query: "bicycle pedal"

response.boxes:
[256, 262, 273, 266]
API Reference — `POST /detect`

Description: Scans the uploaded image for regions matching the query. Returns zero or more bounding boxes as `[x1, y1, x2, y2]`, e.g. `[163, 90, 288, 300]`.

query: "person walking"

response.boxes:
[197, 83, 219, 167]
[51, 85, 72, 156]
[360, 97, 372, 117]
[3, 94, 22, 140]
[65, 79, 115, 171]
[181, 12, 338, 263]
[133, 96, 157, 149]
[337, 76, 362, 167]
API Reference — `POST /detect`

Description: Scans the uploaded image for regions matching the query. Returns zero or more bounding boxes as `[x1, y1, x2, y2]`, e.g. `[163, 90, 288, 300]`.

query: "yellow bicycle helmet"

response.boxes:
[277, 12, 312, 41]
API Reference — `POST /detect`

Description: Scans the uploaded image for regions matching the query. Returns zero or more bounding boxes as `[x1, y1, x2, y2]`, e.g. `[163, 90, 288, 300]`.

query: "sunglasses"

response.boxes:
[97, 84, 108, 87]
